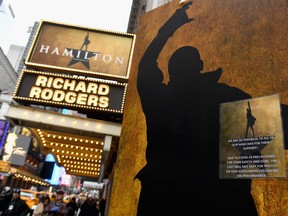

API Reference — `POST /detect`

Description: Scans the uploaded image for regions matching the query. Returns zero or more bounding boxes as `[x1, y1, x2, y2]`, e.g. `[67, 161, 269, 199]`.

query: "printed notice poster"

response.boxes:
[219, 94, 286, 179]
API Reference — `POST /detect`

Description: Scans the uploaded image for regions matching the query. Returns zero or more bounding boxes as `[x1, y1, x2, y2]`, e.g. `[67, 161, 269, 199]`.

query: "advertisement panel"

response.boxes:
[110, 1, 288, 215]
[2, 133, 31, 166]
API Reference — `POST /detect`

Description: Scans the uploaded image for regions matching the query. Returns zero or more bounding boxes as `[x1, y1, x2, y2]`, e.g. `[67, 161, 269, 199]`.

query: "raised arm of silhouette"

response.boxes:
[137, 2, 193, 105]
[136, 2, 195, 182]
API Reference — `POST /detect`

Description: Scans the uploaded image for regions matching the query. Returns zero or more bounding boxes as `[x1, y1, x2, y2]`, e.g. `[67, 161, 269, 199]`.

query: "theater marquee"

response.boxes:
[25, 20, 136, 81]
[13, 70, 127, 114]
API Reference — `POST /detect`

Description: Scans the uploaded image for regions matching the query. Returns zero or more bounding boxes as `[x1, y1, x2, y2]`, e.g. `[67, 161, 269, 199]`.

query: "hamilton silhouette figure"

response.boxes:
[246, 101, 256, 138]
[80, 32, 91, 51]
[136, 2, 258, 216]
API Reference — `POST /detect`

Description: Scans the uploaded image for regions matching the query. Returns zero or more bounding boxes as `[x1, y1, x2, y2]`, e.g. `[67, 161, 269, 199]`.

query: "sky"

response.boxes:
[8, 0, 133, 46]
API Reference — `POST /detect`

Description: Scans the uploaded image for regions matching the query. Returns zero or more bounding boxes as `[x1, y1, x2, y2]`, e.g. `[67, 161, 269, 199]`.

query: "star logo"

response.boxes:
[66, 32, 100, 69]
[67, 49, 98, 69]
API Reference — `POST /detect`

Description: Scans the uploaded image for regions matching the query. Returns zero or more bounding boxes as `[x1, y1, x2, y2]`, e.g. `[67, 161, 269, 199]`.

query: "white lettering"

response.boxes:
[115, 56, 124, 64]
[51, 47, 59, 55]
[38, 45, 125, 64]
[103, 55, 112, 62]
[39, 45, 50, 53]
[29, 75, 119, 109]
[52, 90, 65, 101]
[63, 49, 73, 57]
[74, 81, 86, 92]
[63, 80, 76, 91]
[98, 84, 109, 95]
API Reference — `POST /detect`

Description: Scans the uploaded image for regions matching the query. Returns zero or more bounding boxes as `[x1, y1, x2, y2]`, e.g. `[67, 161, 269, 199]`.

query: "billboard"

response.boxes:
[25, 20, 136, 81]
[2, 133, 31, 166]
[109, 0, 288, 215]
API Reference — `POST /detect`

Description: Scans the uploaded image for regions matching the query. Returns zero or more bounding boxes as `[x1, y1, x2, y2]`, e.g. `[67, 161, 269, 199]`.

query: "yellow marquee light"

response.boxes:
[32, 128, 105, 178]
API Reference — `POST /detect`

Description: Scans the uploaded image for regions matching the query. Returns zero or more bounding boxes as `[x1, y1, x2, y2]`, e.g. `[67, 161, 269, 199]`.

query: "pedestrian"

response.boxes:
[66, 197, 78, 216]
[78, 194, 99, 216]
[2, 188, 30, 216]
[33, 195, 50, 216]
[98, 198, 106, 216]
[43, 189, 68, 216]
[0, 186, 12, 214]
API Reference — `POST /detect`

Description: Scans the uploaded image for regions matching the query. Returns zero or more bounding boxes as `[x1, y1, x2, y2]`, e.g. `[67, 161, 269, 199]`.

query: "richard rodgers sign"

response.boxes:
[13, 70, 127, 114]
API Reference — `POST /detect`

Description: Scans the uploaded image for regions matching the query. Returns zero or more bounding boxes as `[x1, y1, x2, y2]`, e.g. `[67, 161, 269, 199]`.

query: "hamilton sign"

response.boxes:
[25, 20, 136, 81]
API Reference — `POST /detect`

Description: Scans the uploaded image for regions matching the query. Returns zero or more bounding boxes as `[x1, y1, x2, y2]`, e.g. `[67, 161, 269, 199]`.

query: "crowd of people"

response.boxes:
[0, 186, 106, 216]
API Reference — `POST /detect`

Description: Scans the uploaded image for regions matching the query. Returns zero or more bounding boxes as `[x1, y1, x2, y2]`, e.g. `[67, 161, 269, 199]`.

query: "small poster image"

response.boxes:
[219, 94, 286, 179]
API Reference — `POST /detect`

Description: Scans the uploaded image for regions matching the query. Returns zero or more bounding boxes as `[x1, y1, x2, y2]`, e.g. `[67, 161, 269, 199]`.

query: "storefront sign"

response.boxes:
[83, 180, 103, 189]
